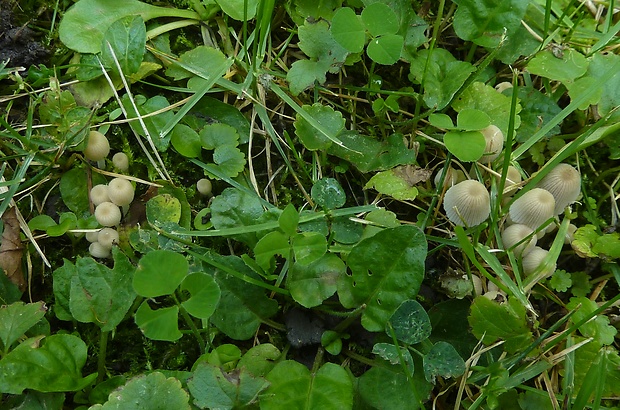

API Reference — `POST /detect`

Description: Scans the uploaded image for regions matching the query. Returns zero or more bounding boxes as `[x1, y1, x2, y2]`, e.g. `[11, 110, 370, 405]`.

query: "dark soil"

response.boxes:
[0, 1, 50, 68]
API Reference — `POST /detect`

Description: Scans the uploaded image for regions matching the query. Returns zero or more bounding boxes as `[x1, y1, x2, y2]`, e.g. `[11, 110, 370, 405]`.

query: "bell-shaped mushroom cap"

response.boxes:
[85, 230, 100, 243]
[434, 167, 465, 189]
[509, 188, 555, 230]
[197, 178, 213, 196]
[89, 241, 111, 259]
[112, 152, 129, 171]
[90, 184, 110, 206]
[97, 227, 119, 249]
[522, 246, 556, 278]
[443, 180, 491, 226]
[108, 178, 134, 207]
[502, 166, 522, 196]
[535, 163, 581, 214]
[479, 125, 504, 163]
[501, 224, 537, 257]
[84, 131, 110, 162]
[95, 202, 122, 227]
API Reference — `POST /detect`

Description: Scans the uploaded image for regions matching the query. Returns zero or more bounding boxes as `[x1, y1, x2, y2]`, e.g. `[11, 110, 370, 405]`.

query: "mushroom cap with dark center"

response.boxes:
[443, 180, 491, 226]
[509, 188, 555, 230]
[535, 163, 580, 214]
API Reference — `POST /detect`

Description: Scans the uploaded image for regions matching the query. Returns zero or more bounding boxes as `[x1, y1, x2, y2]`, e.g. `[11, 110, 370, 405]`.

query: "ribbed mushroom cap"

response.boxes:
[535, 163, 581, 214]
[112, 152, 129, 171]
[443, 180, 491, 226]
[89, 242, 111, 259]
[501, 224, 537, 257]
[522, 246, 556, 278]
[503, 166, 522, 196]
[97, 227, 119, 249]
[479, 125, 504, 162]
[108, 178, 134, 207]
[84, 131, 110, 162]
[509, 188, 555, 230]
[95, 202, 122, 227]
[90, 184, 110, 206]
[85, 231, 100, 243]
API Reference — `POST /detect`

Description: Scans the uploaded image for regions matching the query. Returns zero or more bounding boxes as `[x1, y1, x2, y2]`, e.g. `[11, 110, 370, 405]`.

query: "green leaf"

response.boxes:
[452, 0, 528, 48]
[47, 212, 77, 237]
[428, 299, 478, 359]
[134, 302, 182, 341]
[573, 340, 620, 398]
[28, 215, 56, 232]
[58, 0, 198, 54]
[456, 108, 491, 131]
[587, 52, 620, 119]
[120, 94, 174, 152]
[468, 296, 533, 353]
[311, 178, 346, 209]
[200, 123, 239, 150]
[279, 204, 299, 237]
[361, 2, 399, 37]
[331, 8, 365, 53]
[63, 249, 136, 332]
[165, 46, 229, 82]
[548, 269, 572, 292]
[0, 334, 97, 394]
[211, 188, 265, 248]
[187, 363, 269, 410]
[100, 16, 146, 76]
[364, 167, 421, 200]
[409, 48, 475, 110]
[210, 254, 278, 340]
[453, 81, 522, 138]
[331, 216, 364, 244]
[294, 104, 345, 151]
[338, 225, 427, 332]
[366, 34, 404, 65]
[97, 372, 190, 409]
[261, 361, 353, 410]
[372, 343, 414, 374]
[527, 49, 588, 83]
[360, 209, 401, 240]
[133, 250, 188, 297]
[0, 302, 46, 352]
[59, 167, 106, 217]
[236, 343, 281, 377]
[146, 194, 182, 226]
[443, 130, 486, 162]
[388, 300, 431, 345]
[288, 254, 344, 308]
[327, 131, 417, 172]
[180, 272, 220, 319]
[171, 124, 202, 158]
[511, 86, 562, 142]
[254, 231, 290, 272]
[215, 0, 258, 21]
[292, 232, 327, 265]
[429, 113, 455, 129]
[287, 19, 349, 95]
[566, 297, 617, 345]
[358, 367, 425, 409]
[423, 341, 465, 383]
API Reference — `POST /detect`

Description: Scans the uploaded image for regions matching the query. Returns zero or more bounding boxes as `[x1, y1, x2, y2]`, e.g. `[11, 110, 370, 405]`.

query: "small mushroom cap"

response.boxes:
[197, 178, 212, 196]
[95, 202, 122, 227]
[509, 188, 555, 230]
[502, 166, 522, 196]
[97, 227, 119, 249]
[84, 131, 110, 162]
[479, 125, 504, 163]
[443, 180, 491, 226]
[522, 246, 556, 278]
[535, 163, 581, 214]
[495, 82, 513, 93]
[90, 184, 110, 206]
[85, 231, 100, 243]
[501, 224, 537, 257]
[434, 167, 465, 189]
[108, 178, 134, 207]
[564, 223, 578, 245]
[89, 241, 111, 258]
[112, 152, 129, 171]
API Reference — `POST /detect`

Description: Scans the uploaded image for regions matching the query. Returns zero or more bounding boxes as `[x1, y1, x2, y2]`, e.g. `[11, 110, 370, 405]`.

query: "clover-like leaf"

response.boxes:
[133, 250, 188, 297]
[361, 2, 399, 37]
[372, 343, 414, 374]
[134, 302, 182, 341]
[366, 34, 403, 65]
[331, 7, 365, 53]
[171, 124, 201, 158]
[423, 341, 466, 383]
[388, 300, 431, 345]
[180, 272, 220, 319]
[97, 372, 190, 409]
[311, 178, 346, 209]
[444, 131, 486, 162]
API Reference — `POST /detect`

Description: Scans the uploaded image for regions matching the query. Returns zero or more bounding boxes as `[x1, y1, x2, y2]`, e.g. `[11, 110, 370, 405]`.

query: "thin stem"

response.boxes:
[97, 330, 109, 384]
[173, 293, 206, 354]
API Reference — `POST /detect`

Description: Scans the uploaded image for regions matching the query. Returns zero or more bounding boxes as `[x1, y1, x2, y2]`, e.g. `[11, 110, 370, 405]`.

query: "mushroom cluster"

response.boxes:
[83, 130, 130, 173]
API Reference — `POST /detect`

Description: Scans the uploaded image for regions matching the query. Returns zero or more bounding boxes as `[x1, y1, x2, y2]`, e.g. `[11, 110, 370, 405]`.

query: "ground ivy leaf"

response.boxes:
[261, 361, 353, 410]
[287, 254, 344, 308]
[409, 48, 475, 110]
[328, 132, 417, 172]
[294, 103, 345, 151]
[423, 341, 466, 383]
[200, 123, 239, 150]
[453, 81, 522, 138]
[367, 34, 404, 65]
[287, 19, 349, 95]
[171, 124, 202, 158]
[0, 334, 97, 394]
[508, 85, 561, 142]
[468, 296, 533, 353]
[526, 49, 588, 83]
[331, 7, 365, 53]
[566, 297, 617, 345]
[0, 302, 46, 351]
[452, 0, 528, 48]
[97, 372, 190, 409]
[337, 225, 427, 332]
[311, 178, 346, 209]
[134, 303, 182, 342]
[212, 145, 246, 178]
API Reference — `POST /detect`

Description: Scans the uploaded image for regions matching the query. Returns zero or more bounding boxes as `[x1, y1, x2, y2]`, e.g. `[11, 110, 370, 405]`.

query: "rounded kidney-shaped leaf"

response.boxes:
[180, 272, 220, 319]
[388, 299, 432, 345]
[134, 302, 182, 341]
[133, 250, 188, 297]
[96, 372, 190, 409]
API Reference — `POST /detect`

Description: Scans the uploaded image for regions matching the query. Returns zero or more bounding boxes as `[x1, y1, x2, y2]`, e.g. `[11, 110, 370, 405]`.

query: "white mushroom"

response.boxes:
[509, 188, 555, 230]
[443, 180, 491, 227]
[535, 163, 581, 215]
[95, 202, 122, 227]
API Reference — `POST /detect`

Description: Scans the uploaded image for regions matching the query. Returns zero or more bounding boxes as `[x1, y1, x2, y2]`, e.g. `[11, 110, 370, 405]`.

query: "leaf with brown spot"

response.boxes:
[0, 207, 25, 291]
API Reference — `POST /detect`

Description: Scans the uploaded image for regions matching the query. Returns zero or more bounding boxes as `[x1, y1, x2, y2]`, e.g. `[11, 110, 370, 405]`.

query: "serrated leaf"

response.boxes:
[134, 302, 182, 341]
[423, 341, 465, 383]
[0, 335, 97, 394]
[453, 0, 528, 48]
[443, 130, 486, 162]
[261, 361, 353, 410]
[338, 225, 427, 331]
[367, 34, 403, 65]
[294, 103, 345, 151]
[566, 297, 617, 345]
[331, 7, 365, 53]
[97, 372, 190, 409]
[468, 296, 533, 353]
[0, 302, 46, 351]
[133, 250, 188, 297]
[288, 255, 343, 308]
[388, 300, 431, 345]
[372, 343, 414, 374]
[180, 272, 220, 319]
[511, 85, 562, 142]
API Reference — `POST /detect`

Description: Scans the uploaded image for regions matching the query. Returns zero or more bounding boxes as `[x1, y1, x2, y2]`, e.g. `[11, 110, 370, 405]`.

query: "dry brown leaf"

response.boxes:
[0, 206, 25, 291]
